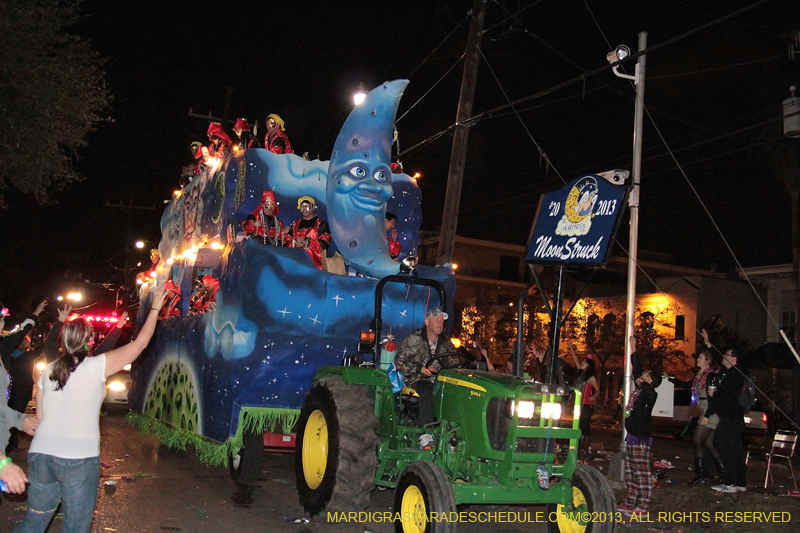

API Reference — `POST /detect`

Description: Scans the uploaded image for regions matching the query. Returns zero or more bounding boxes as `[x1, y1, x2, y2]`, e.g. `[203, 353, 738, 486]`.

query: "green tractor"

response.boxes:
[295, 273, 617, 533]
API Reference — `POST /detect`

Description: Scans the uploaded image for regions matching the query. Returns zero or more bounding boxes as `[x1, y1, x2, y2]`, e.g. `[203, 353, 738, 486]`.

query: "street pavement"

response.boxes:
[0, 411, 550, 533]
[1, 411, 798, 532]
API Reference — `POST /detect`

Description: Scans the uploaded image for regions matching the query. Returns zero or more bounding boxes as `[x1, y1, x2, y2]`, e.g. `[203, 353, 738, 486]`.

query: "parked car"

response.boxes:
[651, 380, 768, 442]
[103, 365, 132, 410]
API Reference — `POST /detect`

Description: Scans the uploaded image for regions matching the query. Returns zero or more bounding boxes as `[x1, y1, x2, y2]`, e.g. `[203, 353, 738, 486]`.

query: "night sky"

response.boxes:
[1, 0, 799, 311]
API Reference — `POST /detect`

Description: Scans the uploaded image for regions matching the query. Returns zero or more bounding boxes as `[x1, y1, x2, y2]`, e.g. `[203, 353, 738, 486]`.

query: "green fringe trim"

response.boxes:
[125, 406, 300, 467]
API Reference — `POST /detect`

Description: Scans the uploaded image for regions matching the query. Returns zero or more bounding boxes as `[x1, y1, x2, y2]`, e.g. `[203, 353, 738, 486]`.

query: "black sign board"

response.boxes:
[525, 174, 629, 267]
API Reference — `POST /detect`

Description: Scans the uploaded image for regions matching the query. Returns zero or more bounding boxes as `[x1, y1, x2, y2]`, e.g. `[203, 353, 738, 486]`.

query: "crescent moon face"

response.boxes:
[327, 80, 409, 279]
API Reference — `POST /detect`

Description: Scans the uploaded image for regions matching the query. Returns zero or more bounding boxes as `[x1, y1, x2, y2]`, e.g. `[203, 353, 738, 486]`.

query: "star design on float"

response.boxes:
[309, 315, 321, 326]
[278, 307, 291, 317]
[400, 309, 408, 318]
[332, 294, 343, 306]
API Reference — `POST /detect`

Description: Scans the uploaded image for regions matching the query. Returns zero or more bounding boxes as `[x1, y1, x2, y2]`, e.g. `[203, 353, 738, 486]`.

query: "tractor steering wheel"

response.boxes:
[424, 352, 466, 375]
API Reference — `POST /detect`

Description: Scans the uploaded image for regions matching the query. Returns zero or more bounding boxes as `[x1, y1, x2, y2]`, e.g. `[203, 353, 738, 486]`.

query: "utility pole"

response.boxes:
[436, 0, 487, 266]
[106, 189, 156, 283]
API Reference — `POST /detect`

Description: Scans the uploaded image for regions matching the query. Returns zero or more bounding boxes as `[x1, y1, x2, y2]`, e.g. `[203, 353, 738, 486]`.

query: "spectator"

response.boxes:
[706, 346, 747, 493]
[668, 341, 723, 484]
[385, 212, 401, 260]
[619, 336, 661, 517]
[5, 333, 42, 453]
[394, 308, 457, 426]
[263, 114, 292, 154]
[568, 340, 599, 457]
[0, 306, 39, 484]
[14, 286, 166, 533]
[288, 196, 331, 270]
[0, 299, 48, 358]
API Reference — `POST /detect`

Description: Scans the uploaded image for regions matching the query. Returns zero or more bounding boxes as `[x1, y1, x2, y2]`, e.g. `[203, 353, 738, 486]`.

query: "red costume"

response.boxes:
[160, 280, 181, 318]
[207, 122, 232, 158]
[233, 118, 259, 151]
[288, 196, 330, 270]
[191, 275, 219, 313]
[264, 114, 293, 154]
[387, 236, 401, 260]
[244, 191, 288, 246]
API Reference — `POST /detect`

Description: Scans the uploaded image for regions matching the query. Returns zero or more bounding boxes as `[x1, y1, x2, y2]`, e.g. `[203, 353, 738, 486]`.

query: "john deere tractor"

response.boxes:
[295, 273, 617, 533]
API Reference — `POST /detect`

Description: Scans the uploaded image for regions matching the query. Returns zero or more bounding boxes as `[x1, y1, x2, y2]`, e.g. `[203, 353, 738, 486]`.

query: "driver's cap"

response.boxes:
[425, 307, 448, 320]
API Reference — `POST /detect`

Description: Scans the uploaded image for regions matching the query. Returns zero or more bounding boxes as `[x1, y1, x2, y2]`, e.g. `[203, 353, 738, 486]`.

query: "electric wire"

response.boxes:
[477, 45, 563, 181]
[397, 53, 465, 124]
[584, 0, 799, 430]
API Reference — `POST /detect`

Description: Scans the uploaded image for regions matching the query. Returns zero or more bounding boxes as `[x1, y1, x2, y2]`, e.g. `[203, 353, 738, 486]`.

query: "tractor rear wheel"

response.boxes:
[547, 464, 617, 533]
[295, 376, 378, 516]
[394, 461, 456, 533]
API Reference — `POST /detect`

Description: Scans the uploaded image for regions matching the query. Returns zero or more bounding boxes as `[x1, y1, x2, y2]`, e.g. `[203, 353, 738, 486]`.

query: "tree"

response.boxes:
[0, 0, 111, 206]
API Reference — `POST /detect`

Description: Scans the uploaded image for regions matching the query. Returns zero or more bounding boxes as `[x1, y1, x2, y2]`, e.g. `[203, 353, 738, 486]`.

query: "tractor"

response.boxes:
[295, 271, 617, 533]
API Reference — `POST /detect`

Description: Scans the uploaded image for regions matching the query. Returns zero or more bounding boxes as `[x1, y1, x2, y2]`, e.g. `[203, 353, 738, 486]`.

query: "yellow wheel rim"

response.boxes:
[400, 484, 427, 533]
[555, 486, 589, 533]
[302, 409, 328, 489]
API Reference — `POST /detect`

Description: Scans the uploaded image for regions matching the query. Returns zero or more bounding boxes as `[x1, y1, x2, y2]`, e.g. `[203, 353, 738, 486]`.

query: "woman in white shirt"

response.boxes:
[15, 285, 165, 533]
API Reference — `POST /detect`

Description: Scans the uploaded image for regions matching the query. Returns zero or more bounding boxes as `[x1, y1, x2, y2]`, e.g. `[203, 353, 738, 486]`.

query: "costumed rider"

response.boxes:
[206, 122, 232, 159]
[244, 191, 288, 246]
[289, 196, 331, 270]
[233, 118, 259, 151]
[135, 248, 160, 286]
[159, 280, 181, 319]
[385, 211, 401, 260]
[190, 275, 219, 313]
[394, 308, 458, 426]
[180, 142, 205, 186]
[263, 113, 292, 154]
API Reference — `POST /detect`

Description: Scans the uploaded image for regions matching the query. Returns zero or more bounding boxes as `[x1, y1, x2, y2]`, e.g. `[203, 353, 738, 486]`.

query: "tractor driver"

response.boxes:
[394, 308, 458, 426]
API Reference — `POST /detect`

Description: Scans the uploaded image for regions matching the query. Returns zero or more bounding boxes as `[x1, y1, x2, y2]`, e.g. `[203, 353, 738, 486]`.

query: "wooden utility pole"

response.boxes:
[106, 189, 155, 281]
[436, 0, 487, 266]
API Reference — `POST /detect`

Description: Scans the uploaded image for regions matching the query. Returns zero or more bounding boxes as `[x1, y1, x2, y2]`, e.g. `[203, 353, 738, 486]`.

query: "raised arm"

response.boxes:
[104, 287, 166, 378]
[94, 311, 128, 355]
[568, 339, 579, 368]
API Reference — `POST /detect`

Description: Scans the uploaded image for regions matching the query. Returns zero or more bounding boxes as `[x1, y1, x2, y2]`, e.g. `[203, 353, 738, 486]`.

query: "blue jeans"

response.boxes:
[14, 454, 100, 533]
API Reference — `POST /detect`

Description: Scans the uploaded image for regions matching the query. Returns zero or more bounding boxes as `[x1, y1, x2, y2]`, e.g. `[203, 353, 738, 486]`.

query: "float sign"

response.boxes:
[525, 174, 629, 267]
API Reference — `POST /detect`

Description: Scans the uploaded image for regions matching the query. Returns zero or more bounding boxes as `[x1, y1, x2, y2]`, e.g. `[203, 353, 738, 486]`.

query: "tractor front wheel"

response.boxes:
[394, 461, 456, 533]
[547, 464, 617, 533]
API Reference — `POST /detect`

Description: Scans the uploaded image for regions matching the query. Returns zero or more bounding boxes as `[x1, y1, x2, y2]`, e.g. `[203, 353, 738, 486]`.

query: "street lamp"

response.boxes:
[353, 83, 367, 106]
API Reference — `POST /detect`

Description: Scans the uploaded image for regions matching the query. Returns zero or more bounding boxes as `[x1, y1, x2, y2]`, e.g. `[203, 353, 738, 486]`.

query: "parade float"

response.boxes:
[127, 80, 456, 471]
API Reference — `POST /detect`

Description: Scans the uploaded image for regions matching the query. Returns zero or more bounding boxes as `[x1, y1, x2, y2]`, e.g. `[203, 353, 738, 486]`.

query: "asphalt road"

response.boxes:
[3, 411, 798, 532]
[0, 410, 551, 533]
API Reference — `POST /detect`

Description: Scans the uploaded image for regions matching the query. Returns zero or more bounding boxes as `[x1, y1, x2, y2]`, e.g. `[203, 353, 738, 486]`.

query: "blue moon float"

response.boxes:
[129, 81, 455, 459]
[327, 80, 407, 279]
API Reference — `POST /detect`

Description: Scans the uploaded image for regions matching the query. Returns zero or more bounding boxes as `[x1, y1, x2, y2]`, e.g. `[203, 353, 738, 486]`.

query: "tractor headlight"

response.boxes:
[541, 402, 562, 420]
[517, 401, 536, 419]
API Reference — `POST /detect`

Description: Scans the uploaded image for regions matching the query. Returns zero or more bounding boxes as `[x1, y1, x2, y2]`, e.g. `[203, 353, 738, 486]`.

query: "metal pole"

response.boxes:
[514, 289, 527, 378]
[547, 265, 565, 384]
[621, 32, 647, 451]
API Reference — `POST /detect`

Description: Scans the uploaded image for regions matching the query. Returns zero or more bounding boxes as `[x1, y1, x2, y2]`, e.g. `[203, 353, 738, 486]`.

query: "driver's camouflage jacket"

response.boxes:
[394, 327, 457, 386]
